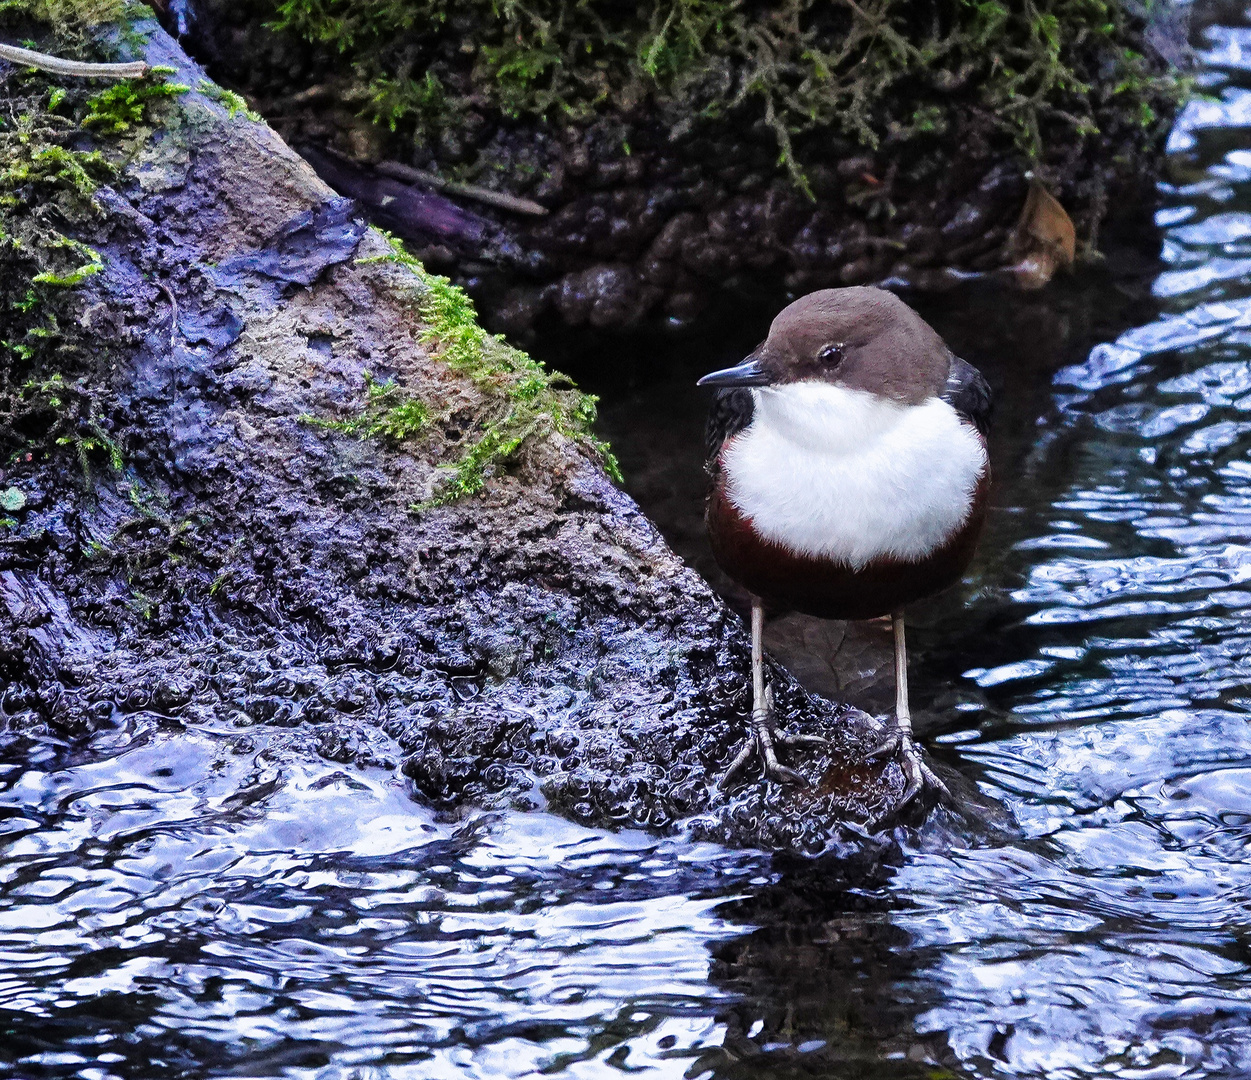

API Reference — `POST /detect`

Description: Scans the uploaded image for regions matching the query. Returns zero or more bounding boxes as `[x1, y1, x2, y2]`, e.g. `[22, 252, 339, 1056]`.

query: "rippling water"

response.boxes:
[895, 6, 1251, 1073]
[10, 5, 1251, 1078]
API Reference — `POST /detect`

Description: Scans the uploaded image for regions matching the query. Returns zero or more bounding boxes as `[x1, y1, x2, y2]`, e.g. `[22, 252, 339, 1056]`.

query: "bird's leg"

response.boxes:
[894, 608, 911, 731]
[720, 601, 815, 787]
[867, 610, 949, 808]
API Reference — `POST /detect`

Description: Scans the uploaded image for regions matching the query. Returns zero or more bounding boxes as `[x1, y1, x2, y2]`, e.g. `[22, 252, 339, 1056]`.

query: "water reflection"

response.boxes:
[884, 6, 1251, 1074]
[0, 722, 767, 1077]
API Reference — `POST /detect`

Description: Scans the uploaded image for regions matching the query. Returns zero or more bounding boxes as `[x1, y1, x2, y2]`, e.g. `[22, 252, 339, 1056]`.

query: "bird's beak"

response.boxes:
[696, 354, 772, 388]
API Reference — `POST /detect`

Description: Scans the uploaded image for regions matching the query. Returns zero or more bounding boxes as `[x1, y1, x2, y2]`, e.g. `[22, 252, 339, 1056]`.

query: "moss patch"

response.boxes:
[199, 79, 262, 121]
[267, 0, 1182, 189]
[0, 90, 114, 364]
[0, 0, 126, 33]
[18, 373, 123, 478]
[83, 67, 189, 133]
[0, 1, 180, 468]
[355, 234, 620, 505]
[300, 370, 430, 442]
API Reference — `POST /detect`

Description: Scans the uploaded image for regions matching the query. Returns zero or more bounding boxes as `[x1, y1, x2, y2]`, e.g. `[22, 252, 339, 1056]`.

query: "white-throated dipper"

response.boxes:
[698, 286, 992, 806]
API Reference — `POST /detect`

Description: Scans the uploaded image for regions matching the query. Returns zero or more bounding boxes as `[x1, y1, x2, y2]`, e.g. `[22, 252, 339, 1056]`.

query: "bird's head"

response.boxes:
[697, 286, 951, 405]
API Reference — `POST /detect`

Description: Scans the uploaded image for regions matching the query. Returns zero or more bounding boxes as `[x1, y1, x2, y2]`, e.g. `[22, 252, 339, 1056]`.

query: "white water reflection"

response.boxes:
[0, 728, 757, 1079]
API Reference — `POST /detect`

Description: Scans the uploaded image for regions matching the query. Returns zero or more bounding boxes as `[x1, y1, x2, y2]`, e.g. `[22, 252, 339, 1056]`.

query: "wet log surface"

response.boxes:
[0, 24, 966, 853]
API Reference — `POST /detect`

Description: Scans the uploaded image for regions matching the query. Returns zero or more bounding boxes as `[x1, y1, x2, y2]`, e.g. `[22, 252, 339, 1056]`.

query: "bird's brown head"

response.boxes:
[697, 287, 952, 405]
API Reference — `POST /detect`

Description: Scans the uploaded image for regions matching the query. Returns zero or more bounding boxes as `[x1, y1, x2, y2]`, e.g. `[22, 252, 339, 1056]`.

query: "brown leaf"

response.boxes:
[1006, 179, 1076, 290]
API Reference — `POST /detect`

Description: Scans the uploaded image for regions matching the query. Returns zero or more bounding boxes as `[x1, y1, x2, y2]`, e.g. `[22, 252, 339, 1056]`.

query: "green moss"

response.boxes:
[268, 0, 1182, 189]
[30, 235, 103, 286]
[0, 0, 124, 31]
[199, 81, 263, 122]
[21, 373, 123, 479]
[363, 70, 458, 137]
[0, 93, 115, 364]
[354, 234, 620, 505]
[83, 67, 190, 134]
[300, 371, 430, 441]
[0, 1, 176, 474]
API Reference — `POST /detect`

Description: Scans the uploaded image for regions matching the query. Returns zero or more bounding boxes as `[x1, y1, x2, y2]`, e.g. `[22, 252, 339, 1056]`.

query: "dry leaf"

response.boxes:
[1006, 179, 1076, 290]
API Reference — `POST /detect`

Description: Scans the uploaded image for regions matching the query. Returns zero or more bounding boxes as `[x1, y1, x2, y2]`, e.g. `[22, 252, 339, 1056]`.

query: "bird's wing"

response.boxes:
[705, 387, 754, 474]
[941, 355, 992, 438]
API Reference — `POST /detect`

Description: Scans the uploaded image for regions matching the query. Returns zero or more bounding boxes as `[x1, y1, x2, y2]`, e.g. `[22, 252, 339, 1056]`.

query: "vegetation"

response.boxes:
[0, 1, 622, 509]
[0, 90, 114, 365]
[0, 0, 125, 34]
[0, 0, 184, 369]
[83, 67, 188, 133]
[355, 235, 620, 506]
[19, 373, 123, 479]
[300, 370, 430, 441]
[0, 0, 181, 473]
[199, 80, 263, 121]
[268, 0, 1181, 189]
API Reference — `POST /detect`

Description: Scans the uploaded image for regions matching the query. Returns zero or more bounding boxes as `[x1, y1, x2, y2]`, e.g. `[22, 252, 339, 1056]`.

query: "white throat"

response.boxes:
[721, 381, 987, 570]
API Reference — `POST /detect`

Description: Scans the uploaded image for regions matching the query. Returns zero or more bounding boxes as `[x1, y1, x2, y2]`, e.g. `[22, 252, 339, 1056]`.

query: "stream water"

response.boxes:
[7, 3, 1251, 1078]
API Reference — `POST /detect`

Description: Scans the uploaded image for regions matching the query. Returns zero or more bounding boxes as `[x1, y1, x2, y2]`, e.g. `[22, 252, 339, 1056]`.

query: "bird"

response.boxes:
[697, 286, 992, 808]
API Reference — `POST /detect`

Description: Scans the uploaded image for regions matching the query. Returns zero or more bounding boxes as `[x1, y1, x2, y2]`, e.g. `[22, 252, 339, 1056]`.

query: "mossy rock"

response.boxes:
[169, 0, 1185, 332]
[0, 7, 933, 848]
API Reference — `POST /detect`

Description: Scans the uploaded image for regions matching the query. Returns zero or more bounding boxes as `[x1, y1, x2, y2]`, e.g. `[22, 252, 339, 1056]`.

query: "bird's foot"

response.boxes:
[719, 690, 828, 790]
[720, 726, 807, 788]
[866, 726, 949, 811]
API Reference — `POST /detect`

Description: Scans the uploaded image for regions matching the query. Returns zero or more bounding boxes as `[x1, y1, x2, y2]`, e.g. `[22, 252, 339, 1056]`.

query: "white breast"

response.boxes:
[721, 381, 988, 570]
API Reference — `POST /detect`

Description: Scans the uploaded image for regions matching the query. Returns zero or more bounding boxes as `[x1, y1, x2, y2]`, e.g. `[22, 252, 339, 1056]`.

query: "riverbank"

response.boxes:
[167, 0, 1188, 333]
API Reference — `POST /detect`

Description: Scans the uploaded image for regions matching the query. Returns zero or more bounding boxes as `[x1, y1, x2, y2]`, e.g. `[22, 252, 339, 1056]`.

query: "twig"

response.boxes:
[376, 160, 549, 217]
[0, 42, 149, 80]
[157, 282, 178, 350]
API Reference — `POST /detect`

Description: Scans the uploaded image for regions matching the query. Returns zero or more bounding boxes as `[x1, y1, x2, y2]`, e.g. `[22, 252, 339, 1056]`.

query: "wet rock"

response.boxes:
[556, 264, 641, 328]
[0, 22, 926, 855]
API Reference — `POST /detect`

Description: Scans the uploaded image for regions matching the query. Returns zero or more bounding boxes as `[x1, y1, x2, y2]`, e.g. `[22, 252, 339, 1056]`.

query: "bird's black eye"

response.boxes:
[818, 342, 845, 365]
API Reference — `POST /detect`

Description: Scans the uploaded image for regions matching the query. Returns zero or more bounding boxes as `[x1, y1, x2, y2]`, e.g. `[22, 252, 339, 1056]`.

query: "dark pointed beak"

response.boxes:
[696, 355, 772, 388]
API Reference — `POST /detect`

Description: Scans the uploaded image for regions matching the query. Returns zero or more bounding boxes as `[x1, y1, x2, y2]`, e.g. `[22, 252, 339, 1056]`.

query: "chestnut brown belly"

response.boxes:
[706, 470, 990, 621]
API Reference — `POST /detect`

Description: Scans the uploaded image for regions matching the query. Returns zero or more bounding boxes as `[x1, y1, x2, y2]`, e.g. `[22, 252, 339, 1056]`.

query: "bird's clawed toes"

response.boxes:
[774, 730, 830, 750]
[718, 687, 822, 789]
[719, 739, 757, 788]
[866, 728, 949, 810]
[760, 749, 807, 787]
[719, 735, 809, 789]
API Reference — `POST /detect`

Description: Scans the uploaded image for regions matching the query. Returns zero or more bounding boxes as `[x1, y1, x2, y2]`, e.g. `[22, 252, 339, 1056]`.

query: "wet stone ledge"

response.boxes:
[0, 17, 951, 853]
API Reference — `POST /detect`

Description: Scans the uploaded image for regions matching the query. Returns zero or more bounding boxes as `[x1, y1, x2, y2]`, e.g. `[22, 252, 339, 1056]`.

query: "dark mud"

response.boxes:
[0, 22, 943, 853]
[164, 0, 1188, 335]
